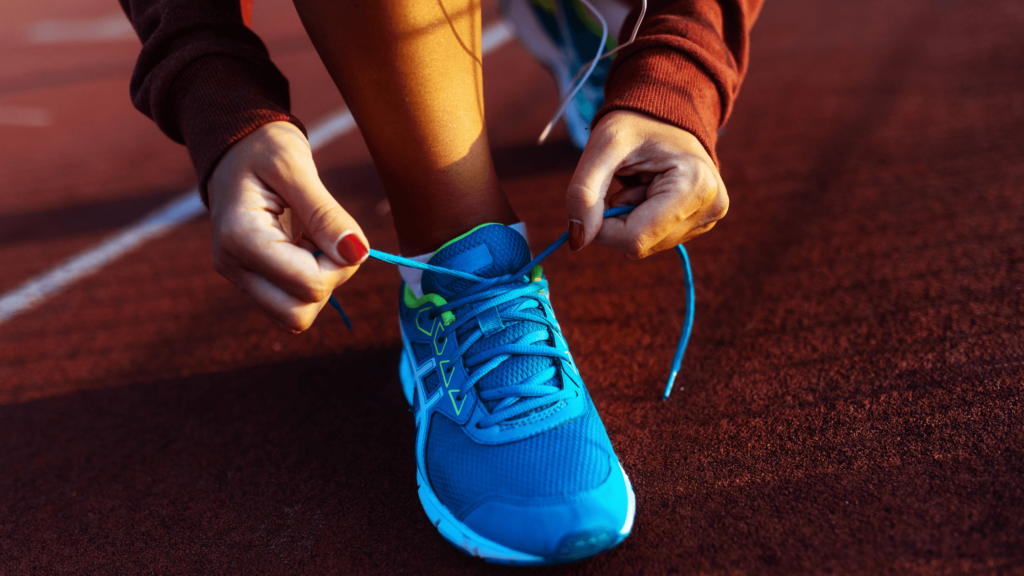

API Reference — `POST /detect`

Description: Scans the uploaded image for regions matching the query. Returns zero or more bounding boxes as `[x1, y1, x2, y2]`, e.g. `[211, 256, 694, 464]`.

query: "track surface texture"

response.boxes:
[2, 0, 1023, 574]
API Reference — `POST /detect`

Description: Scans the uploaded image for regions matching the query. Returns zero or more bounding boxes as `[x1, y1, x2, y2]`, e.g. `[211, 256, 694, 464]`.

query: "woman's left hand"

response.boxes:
[566, 110, 730, 257]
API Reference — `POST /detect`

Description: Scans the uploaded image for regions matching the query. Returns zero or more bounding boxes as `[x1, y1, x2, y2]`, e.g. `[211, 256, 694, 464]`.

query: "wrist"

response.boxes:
[208, 121, 309, 211]
[594, 111, 717, 172]
[168, 56, 307, 206]
[595, 47, 722, 167]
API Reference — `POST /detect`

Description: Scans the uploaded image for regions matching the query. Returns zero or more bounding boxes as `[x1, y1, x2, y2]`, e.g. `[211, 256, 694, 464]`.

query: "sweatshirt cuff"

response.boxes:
[594, 47, 723, 167]
[167, 55, 306, 206]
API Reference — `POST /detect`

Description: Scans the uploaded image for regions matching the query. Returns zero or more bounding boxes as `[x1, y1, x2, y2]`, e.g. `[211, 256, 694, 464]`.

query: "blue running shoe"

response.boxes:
[500, 0, 622, 150]
[397, 224, 635, 565]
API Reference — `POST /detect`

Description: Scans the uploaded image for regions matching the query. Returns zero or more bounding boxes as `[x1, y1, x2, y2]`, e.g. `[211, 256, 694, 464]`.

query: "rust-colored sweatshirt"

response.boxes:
[119, 0, 763, 202]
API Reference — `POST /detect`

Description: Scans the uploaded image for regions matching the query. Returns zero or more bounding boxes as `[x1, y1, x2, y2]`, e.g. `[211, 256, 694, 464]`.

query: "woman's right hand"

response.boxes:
[207, 121, 369, 333]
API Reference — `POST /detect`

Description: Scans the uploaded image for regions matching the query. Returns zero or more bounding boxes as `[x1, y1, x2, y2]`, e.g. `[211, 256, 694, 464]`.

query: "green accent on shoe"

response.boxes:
[529, 265, 544, 283]
[435, 223, 508, 253]
[530, 0, 557, 15]
[415, 308, 434, 336]
[404, 285, 455, 326]
[433, 322, 448, 356]
[448, 389, 466, 415]
[439, 360, 453, 388]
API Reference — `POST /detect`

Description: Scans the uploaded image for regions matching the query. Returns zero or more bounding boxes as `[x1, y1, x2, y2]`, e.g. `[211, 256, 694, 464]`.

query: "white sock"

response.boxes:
[400, 222, 529, 298]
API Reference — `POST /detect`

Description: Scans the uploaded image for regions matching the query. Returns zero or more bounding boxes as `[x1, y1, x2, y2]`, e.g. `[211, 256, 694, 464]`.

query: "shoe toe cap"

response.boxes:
[460, 457, 634, 561]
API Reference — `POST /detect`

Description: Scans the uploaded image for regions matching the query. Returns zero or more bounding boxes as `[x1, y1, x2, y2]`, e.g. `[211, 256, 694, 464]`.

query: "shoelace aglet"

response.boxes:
[537, 122, 555, 146]
[663, 370, 679, 401]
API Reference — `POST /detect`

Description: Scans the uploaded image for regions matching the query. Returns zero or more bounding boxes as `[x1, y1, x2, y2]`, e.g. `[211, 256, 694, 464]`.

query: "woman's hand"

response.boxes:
[566, 110, 729, 257]
[207, 121, 369, 333]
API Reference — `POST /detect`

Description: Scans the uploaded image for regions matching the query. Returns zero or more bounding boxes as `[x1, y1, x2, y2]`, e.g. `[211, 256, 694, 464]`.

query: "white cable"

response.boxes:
[537, 0, 647, 144]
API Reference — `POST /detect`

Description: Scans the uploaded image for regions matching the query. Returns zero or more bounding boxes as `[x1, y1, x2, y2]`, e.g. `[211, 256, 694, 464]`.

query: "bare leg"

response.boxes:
[292, 0, 518, 255]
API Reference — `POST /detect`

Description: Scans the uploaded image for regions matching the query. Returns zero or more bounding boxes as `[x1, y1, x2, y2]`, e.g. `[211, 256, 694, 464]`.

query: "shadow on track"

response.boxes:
[0, 348, 426, 573]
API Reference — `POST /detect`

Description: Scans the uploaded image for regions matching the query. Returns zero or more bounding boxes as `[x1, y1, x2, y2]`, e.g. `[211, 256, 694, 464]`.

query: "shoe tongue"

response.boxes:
[421, 224, 531, 300]
[422, 224, 558, 419]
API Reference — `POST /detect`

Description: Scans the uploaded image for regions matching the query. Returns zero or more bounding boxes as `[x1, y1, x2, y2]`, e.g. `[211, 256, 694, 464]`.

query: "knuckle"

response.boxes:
[697, 221, 718, 235]
[283, 267, 328, 303]
[687, 221, 718, 242]
[301, 279, 332, 304]
[678, 156, 717, 194]
[681, 156, 729, 223]
[696, 160, 719, 193]
[281, 309, 313, 333]
[306, 203, 343, 239]
[566, 183, 600, 208]
[625, 235, 649, 260]
[295, 286, 318, 304]
[711, 192, 730, 220]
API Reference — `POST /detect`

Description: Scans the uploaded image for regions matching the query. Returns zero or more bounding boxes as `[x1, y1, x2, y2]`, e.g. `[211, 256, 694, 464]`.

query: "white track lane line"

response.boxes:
[0, 106, 51, 127]
[27, 13, 138, 44]
[0, 21, 512, 324]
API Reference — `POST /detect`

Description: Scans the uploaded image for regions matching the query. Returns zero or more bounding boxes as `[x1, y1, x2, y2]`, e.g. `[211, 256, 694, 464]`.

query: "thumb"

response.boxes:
[566, 132, 626, 251]
[270, 165, 369, 267]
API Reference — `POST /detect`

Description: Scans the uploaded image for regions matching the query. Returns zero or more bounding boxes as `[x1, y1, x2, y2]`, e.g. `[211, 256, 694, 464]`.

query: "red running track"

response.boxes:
[1, 0, 1023, 573]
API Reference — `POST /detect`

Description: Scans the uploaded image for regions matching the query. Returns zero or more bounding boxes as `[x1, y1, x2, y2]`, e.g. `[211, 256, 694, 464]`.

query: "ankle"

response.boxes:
[394, 194, 519, 255]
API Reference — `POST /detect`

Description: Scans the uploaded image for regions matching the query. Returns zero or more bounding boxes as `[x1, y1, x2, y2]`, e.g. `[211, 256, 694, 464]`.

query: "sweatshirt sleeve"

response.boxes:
[119, 0, 306, 204]
[594, 0, 764, 167]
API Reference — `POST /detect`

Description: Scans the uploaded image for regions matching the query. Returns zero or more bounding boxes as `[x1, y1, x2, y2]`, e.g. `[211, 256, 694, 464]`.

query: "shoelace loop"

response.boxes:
[325, 206, 695, 401]
[429, 275, 573, 426]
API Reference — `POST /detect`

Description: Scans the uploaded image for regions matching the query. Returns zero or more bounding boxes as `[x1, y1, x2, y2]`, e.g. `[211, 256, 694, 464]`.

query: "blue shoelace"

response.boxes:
[324, 206, 695, 402]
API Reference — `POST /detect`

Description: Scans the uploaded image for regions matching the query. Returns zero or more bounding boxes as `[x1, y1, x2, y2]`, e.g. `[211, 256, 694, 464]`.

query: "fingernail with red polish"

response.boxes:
[336, 232, 368, 266]
[568, 219, 585, 251]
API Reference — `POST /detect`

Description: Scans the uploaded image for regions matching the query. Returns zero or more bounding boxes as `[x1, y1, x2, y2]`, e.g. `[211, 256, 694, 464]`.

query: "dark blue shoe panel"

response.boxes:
[421, 224, 531, 299]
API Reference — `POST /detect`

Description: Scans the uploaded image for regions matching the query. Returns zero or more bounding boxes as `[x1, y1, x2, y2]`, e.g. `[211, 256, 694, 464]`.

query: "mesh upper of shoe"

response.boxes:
[426, 396, 614, 519]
